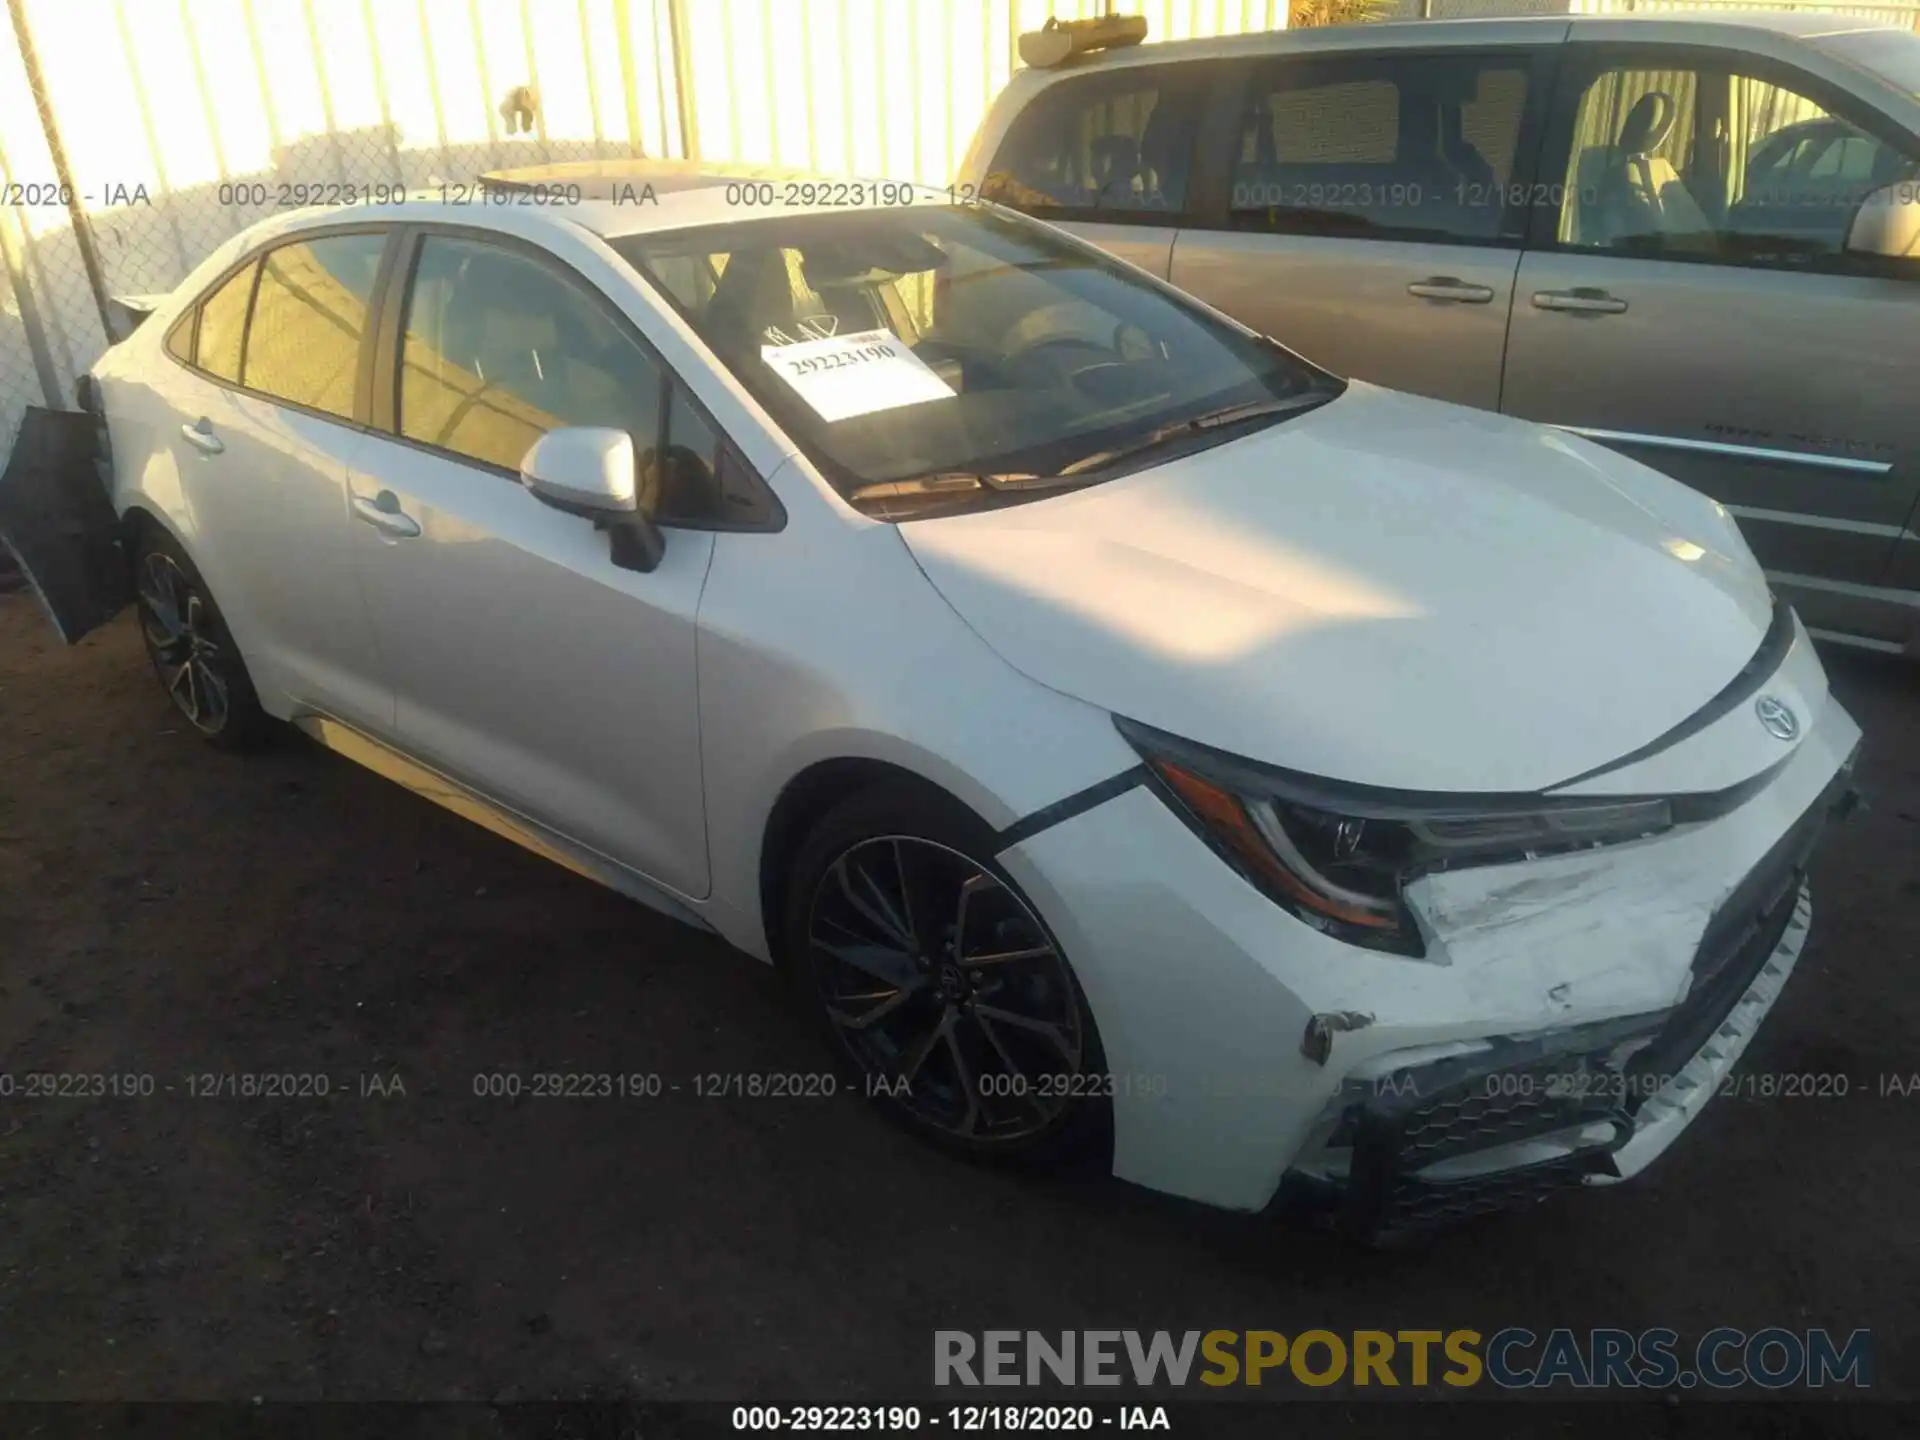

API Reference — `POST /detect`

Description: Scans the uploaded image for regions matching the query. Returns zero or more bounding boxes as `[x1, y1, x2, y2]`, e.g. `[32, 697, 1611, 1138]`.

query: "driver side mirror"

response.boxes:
[519, 426, 666, 574]
[1845, 182, 1920, 260]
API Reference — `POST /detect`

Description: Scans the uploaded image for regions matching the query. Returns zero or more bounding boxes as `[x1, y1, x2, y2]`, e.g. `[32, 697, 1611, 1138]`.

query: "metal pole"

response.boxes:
[518, 0, 550, 156]
[301, 0, 350, 186]
[113, 1, 191, 282]
[181, 0, 230, 182]
[242, 0, 285, 156]
[643, 0, 668, 156]
[362, 0, 407, 185]
[665, 0, 697, 159]
[717, 0, 740, 162]
[470, 0, 503, 169]
[6, 0, 117, 344]
[803, 0, 821, 172]
[415, 0, 453, 178]
[577, 0, 607, 156]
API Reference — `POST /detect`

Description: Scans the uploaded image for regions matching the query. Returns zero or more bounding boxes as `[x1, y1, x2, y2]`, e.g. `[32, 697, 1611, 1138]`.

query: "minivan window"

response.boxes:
[243, 233, 386, 420]
[983, 70, 1196, 215]
[1229, 55, 1533, 242]
[1557, 60, 1919, 267]
[396, 235, 664, 475]
[196, 262, 256, 383]
[616, 206, 1334, 520]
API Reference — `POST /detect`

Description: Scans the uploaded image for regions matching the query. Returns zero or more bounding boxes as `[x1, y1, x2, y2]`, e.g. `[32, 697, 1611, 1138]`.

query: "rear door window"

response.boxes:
[195, 262, 256, 383]
[1227, 53, 1535, 243]
[984, 67, 1199, 217]
[242, 233, 387, 420]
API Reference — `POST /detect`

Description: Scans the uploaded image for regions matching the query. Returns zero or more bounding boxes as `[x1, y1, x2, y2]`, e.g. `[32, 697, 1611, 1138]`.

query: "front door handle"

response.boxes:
[1407, 277, 1495, 304]
[351, 491, 421, 539]
[1532, 288, 1629, 315]
[180, 418, 224, 455]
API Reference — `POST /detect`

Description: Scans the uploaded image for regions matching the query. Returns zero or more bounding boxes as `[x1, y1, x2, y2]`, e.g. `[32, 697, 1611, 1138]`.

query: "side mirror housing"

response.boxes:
[519, 426, 666, 573]
[520, 426, 637, 514]
[1845, 183, 1920, 260]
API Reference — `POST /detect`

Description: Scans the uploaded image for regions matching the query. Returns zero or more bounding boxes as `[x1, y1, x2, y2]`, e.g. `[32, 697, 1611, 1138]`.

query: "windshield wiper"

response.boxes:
[1056, 394, 1332, 477]
[846, 392, 1333, 516]
[848, 468, 1104, 502]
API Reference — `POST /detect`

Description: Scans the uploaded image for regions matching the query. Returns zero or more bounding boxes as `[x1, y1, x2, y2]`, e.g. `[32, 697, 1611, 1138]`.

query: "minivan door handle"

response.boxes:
[1532, 288, 1629, 315]
[1406, 277, 1495, 304]
[351, 490, 421, 539]
[179, 418, 225, 455]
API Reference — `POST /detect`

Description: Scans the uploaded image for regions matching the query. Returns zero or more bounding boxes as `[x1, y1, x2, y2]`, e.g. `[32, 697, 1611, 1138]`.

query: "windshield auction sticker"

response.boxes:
[761, 328, 955, 423]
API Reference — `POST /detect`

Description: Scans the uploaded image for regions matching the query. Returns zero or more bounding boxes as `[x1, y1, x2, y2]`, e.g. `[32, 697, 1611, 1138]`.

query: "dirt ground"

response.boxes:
[1, 589, 1917, 1426]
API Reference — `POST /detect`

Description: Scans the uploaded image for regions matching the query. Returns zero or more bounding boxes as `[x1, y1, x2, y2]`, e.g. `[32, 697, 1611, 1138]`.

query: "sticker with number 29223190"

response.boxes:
[760, 328, 955, 423]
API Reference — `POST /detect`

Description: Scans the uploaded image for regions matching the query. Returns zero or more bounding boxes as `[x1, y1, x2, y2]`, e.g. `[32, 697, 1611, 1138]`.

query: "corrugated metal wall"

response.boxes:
[0, 0, 1292, 448]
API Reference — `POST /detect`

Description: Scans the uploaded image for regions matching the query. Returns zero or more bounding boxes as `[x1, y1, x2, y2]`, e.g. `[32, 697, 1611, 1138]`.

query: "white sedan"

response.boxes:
[0, 173, 1861, 1241]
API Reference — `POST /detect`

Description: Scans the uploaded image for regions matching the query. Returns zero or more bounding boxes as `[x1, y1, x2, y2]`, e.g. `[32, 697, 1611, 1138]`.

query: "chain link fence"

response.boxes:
[0, 0, 1300, 458]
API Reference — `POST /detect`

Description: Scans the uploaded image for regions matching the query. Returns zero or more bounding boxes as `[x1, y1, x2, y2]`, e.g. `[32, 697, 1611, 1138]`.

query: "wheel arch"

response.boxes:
[117, 499, 275, 710]
[756, 756, 992, 968]
[118, 499, 182, 553]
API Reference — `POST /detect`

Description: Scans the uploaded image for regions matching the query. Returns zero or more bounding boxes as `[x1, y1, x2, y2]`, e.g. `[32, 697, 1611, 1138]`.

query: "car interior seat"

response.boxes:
[1578, 90, 1715, 249]
[1437, 104, 1495, 192]
[704, 248, 806, 356]
[1088, 133, 1142, 207]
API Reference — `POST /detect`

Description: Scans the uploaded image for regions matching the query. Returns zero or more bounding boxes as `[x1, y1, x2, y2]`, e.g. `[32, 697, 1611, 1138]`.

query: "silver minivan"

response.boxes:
[956, 13, 1920, 655]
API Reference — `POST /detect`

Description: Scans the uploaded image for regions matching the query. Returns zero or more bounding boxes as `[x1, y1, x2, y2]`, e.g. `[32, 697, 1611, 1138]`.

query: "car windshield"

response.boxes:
[612, 205, 1336, 518]
[1815, 29, 1920, 99]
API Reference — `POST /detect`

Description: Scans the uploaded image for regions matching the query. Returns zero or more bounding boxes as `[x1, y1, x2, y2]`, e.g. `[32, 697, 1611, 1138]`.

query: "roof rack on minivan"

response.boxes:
[1017, 13, 1148, 69]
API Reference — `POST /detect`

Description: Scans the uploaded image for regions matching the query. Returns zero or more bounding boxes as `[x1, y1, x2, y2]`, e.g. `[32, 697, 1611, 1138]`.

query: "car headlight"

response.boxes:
[1116, 718, 1676, 956]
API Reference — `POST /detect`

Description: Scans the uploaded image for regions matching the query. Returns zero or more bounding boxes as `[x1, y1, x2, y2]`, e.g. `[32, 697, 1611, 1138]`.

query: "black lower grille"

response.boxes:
[1624, 768, 1843, 1092]
[1329, 1025, 1641, 1242]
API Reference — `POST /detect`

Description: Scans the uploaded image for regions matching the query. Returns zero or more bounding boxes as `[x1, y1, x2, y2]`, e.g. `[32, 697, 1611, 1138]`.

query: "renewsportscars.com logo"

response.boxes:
[933, 1328, 1873, 1391]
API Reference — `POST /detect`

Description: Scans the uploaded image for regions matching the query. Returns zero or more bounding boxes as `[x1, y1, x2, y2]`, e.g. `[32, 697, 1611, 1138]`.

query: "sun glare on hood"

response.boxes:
[915, 496, 1419, 664]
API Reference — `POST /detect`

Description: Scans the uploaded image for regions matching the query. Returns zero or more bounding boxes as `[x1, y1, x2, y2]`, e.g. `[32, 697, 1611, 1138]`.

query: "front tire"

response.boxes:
[133, 528, 269, 750]
[783, 784, 1110, 1165]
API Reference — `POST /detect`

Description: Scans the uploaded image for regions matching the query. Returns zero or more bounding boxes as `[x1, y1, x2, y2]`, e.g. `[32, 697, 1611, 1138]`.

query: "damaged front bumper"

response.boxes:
[1283, 760, 1851, 1243]
[1000, 638, 1861, 1223]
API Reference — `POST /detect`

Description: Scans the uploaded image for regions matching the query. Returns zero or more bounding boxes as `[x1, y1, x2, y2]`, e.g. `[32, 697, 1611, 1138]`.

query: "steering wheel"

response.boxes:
[1003, 335, 1119, 384]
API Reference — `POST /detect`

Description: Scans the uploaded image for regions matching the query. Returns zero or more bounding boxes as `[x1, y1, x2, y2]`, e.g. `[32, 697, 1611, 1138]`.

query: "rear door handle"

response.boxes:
[1532, 288, 1629, 315]
[180, 418, 224, 455]
[351, 491, 421, 539]
[1406, 277, 1495, 304]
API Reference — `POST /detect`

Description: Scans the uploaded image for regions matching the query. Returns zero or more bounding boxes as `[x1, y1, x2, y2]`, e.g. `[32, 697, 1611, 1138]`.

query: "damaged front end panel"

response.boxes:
[1284, 757, 1856, 1245]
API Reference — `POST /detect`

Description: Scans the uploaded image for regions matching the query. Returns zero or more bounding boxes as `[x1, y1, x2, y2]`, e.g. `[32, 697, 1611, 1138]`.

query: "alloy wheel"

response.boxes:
[807, 836, 1087, 1142]
[137, 551, 230, 736]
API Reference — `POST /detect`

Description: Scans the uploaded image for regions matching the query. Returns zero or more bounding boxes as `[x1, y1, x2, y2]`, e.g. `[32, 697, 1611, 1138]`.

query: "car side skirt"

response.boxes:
[294, 714, 715, 934]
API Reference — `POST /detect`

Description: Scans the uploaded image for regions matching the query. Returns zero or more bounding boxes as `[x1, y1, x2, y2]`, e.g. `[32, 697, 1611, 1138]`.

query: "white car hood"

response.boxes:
[901, 383, 1777, 794]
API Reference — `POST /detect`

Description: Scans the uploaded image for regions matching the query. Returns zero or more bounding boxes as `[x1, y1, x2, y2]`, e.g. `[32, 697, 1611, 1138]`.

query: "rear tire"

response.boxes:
[783, 782, 1111, 1167]
[132, 527, 270, 751]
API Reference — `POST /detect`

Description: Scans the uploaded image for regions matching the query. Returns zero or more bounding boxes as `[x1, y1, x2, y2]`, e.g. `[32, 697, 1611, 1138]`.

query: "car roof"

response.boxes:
[245, 162, 955, 248]
[1023, 10, 1909, 71]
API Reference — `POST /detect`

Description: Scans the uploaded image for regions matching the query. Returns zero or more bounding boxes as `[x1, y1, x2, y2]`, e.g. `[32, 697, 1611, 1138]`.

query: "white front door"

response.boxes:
[348, 231, 715, 899]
